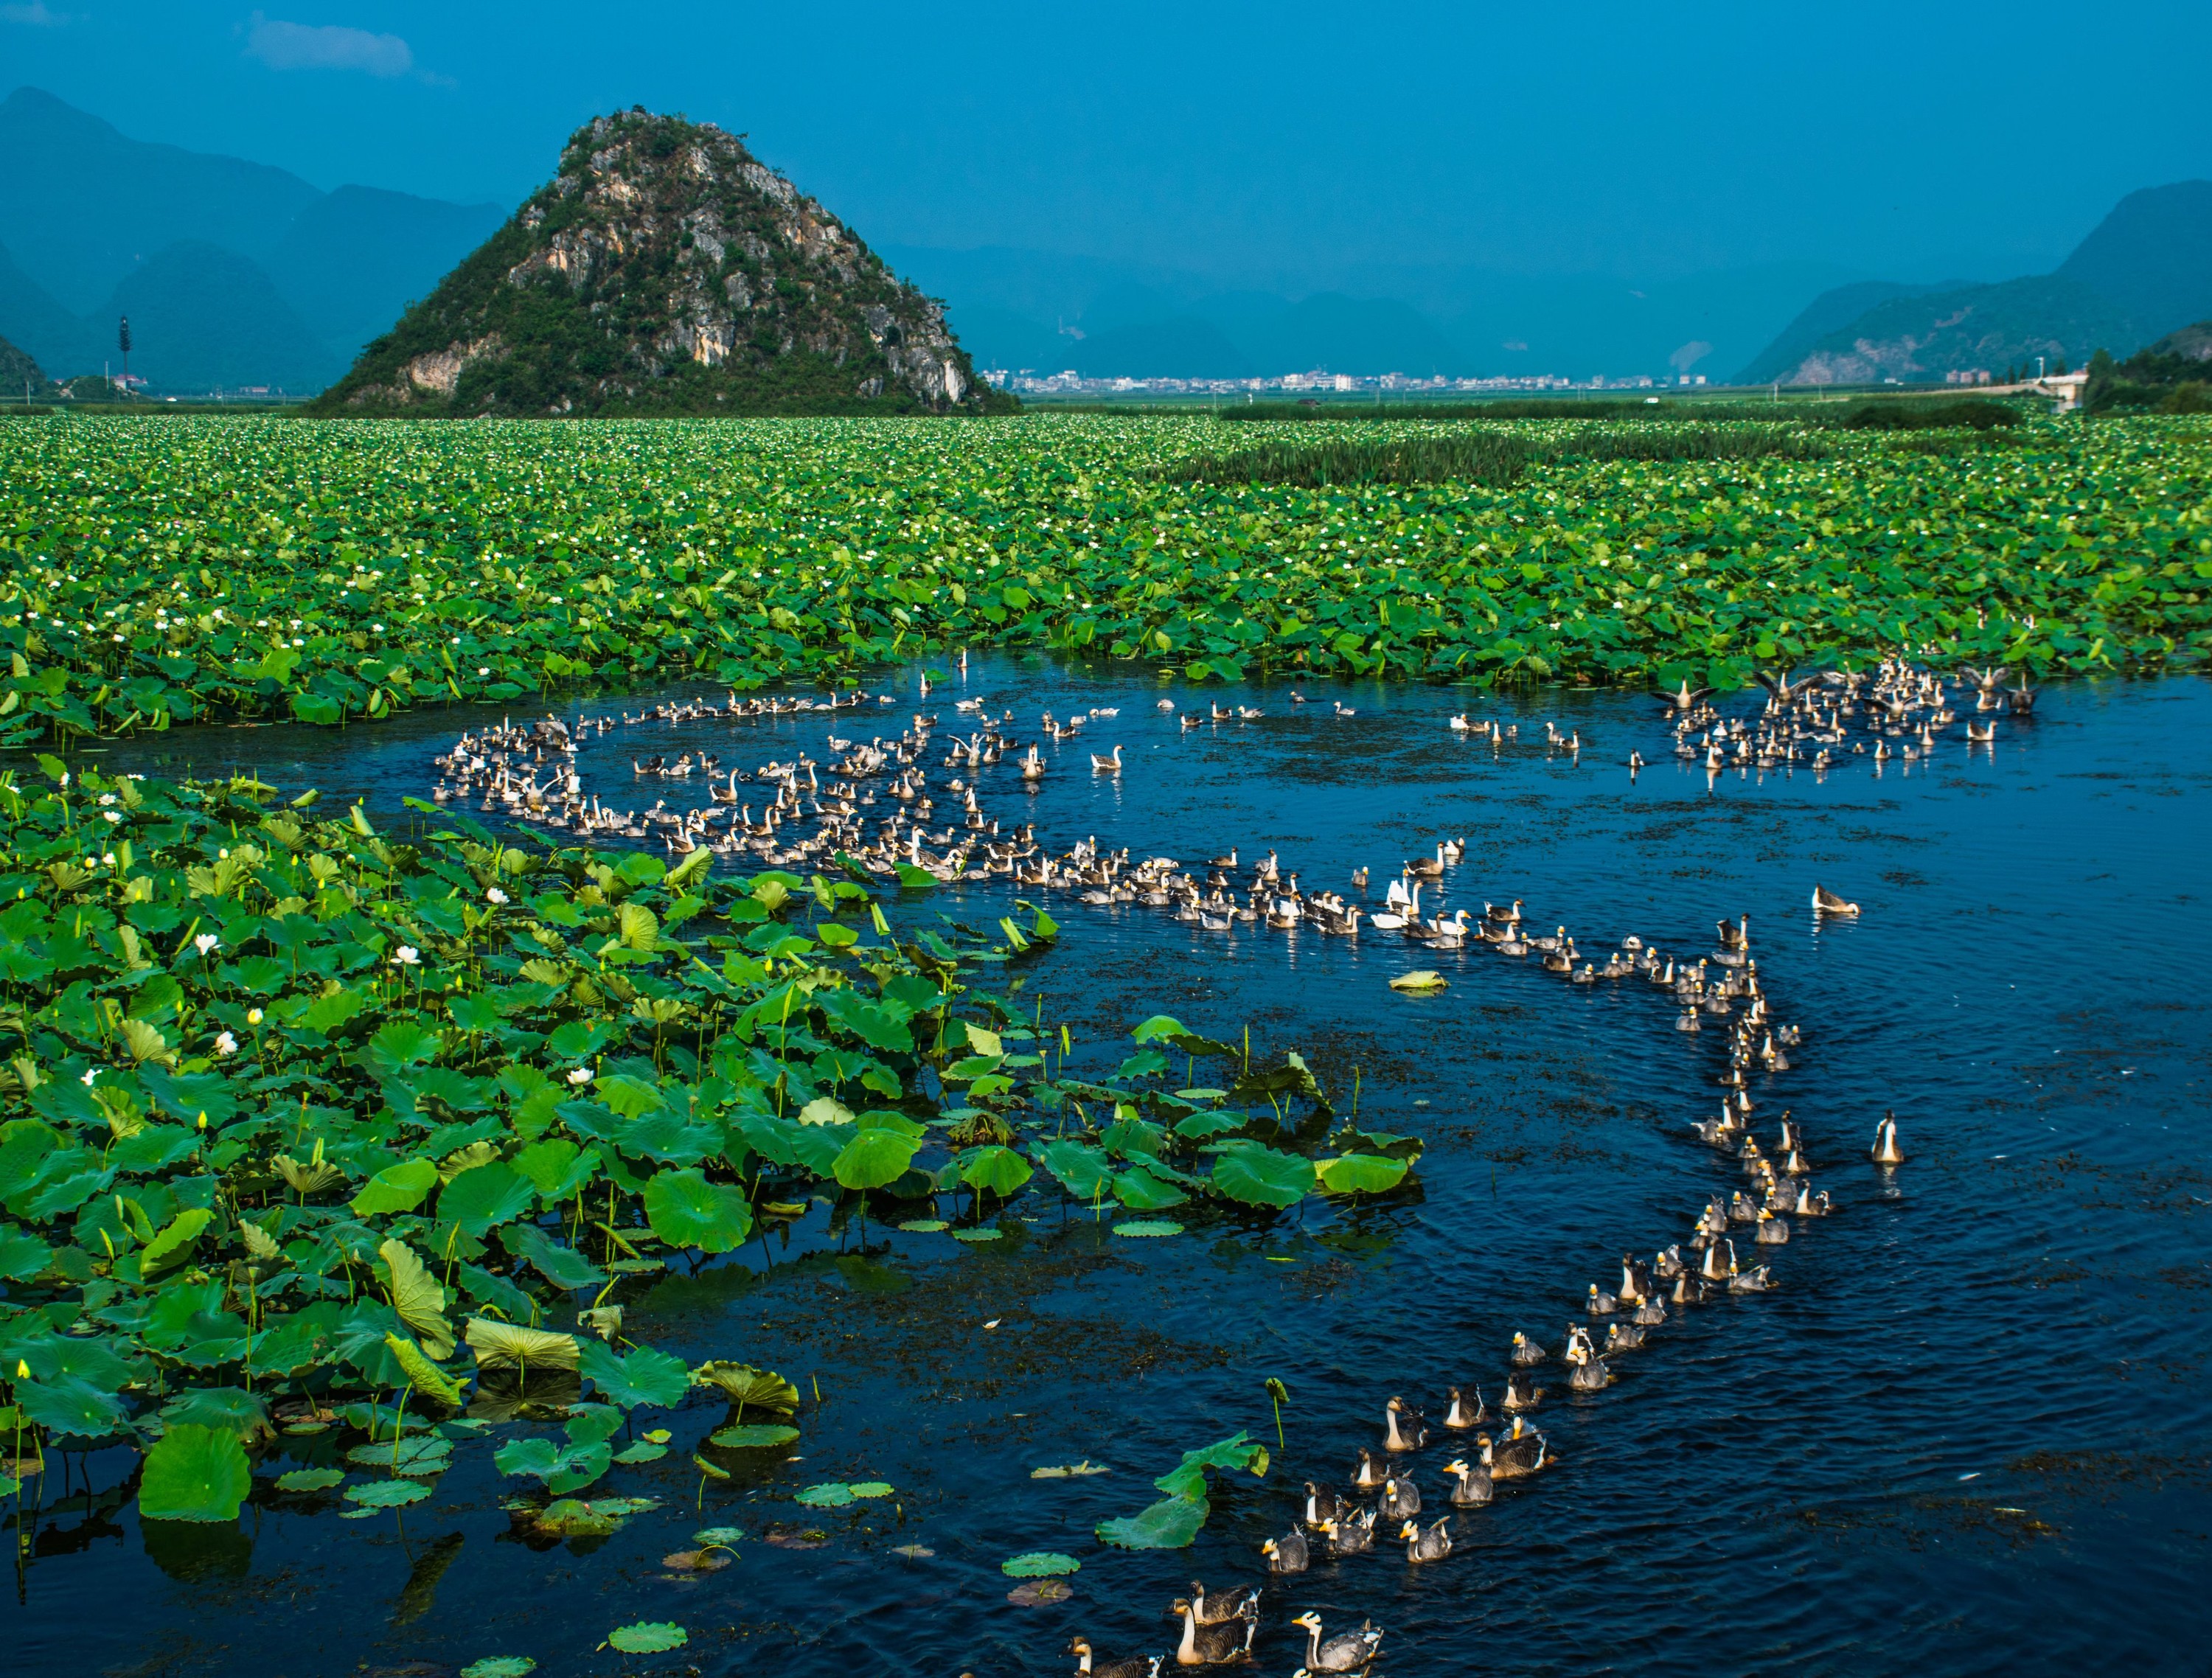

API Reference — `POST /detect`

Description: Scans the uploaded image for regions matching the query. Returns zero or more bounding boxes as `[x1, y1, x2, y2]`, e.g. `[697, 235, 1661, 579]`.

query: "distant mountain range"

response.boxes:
[0, 87, 503, 392]
[1733, 181, 2212, 384]
[3, 84, 2207, 392]
[883, 243, 1858, 383]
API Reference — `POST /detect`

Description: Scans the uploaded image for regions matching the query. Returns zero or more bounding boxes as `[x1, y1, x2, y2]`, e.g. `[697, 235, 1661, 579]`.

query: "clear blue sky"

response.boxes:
[7, 1, 2209, 285]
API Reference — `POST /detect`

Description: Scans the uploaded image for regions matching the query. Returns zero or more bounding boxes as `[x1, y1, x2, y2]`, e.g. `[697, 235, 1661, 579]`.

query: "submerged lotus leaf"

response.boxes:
[459, 1661, 538, 1678]
[606, 1623, 688, 1654]
[139, 1423, 252, 1522]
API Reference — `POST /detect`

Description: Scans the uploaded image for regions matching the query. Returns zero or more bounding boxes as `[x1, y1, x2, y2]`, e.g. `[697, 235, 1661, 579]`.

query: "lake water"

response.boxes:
[9, 661, 2208, 1678]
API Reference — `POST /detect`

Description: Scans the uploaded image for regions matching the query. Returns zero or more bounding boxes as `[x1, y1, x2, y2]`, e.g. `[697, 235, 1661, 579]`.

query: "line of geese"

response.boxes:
[1065, 922, 1903, 1677]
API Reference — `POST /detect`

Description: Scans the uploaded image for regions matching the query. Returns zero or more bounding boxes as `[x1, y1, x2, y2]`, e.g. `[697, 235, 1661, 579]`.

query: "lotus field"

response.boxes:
[0, 412, 2207, 747]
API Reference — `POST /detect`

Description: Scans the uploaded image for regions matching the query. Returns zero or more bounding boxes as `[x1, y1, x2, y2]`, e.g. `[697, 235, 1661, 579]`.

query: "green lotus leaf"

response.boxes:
[1209, 1142, 1315, 1208]
[643, 1167, 754, 1253]
[794, 1482, 854, 1507]
[139, 1423, 252, 1522]
[708, 1424, 800, 1449]
[1002, 1551, 1081, 1576]
[345, 1478, 433, 1508]
[1112, 1219, 1184, 1238]
[351, 1157, 439, 1216]
[1313, 1153, 1411, 1194]
[274, 1467, 347, 1492]
[606, 1623, 687, 1654]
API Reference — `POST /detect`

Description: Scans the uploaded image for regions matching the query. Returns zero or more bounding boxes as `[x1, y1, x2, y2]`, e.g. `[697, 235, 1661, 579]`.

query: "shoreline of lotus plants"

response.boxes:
[0, 757, 1416, 1544]
[0, 412, 2205, 749]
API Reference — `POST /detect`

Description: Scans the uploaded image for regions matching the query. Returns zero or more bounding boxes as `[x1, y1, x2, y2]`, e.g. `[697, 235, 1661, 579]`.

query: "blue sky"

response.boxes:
[7, 1, 2210, 287]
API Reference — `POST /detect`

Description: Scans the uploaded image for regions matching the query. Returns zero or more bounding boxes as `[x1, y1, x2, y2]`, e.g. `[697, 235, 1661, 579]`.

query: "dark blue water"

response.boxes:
[9, 664, 2208, 1677]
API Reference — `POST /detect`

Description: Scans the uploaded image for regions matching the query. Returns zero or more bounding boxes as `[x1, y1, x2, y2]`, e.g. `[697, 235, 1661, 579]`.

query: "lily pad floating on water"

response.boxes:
[765, 1528, 829, 1549]
[344, 1478, 432, 1508]
[709, 1424, 801, 1449]
[459, 1661, 538, 1678]
[890, 1544, 935, 1559]
[896, 1219, 949, 1233]
[1007, 1578, 1074, 1606]
[848, 1481, 894, 1498]
[949, 1228, 1004, 1243]
[1388, 969, 1450, 992]
[794, 1482, 855, 1508]
[1002, 1551, 1081, 1577]
[692, 1526, 746, 1545]
[613, 1441, 669, 1464]
[273, 1467, 347, 1493]
[605, 1622, 688, 1654]
[1112, 1220, 1184, 1238]
[347, 1435, 452, 1475]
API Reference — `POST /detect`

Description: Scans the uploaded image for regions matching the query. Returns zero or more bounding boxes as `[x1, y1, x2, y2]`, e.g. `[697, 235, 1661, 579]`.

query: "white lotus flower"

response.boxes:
[486, 886, 509, 905]
[214, 1031, 237, 1056]
[81, 1068, 98, 1086]
[392, 945, 420, 967]
[194, 933, 220, 955]
[566, 1067, 594, 1086]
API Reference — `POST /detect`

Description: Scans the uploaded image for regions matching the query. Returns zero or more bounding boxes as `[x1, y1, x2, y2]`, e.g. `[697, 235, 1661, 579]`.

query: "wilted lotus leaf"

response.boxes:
[465, 1318, 580, 1372]
[1031, 1460, 1111, 1478]
[660, 1549, 732, 1572]
[1007, 1578, 1073, 1606]
[692, 1361, 798, 1414]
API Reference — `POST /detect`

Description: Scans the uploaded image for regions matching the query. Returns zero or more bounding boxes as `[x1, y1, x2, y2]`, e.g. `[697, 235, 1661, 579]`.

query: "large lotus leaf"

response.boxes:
[1152, 1431, 1269, 1500]
[1113, 1168, 1189, 1210]
[437, 1162, 534, 1236]
[464, 1317, 580, 1372]
[819, 991, 914, 1054]
[367, 1022, 443, 1073]
[136, 1206, 212, 1276]
[596, 1073, 665, 1119]
[377, 1238, 456, 1358]
[509, 1138, 599, 1202]
[385, 1334, 467, 1408]
[1209, 1143, 1315, 1208]
[494, 1435, 611, 1496]
[139, 1423, 251, 1522]
[546, 1020, 613, 1062]
[15, 1373, 131, 1437]
[500, 1222, 608, 1291]
[1096, 1494, 1208, 1550]
[579, 1340, 691, 1410]
[956, 1146, 1032, 1199]
[1129, 1015, 1239, 1058]
[1314, 1153, 1411, 1195]
[1, 1329, 139, 1391]
[643, 1168, 753, 1253]
[831, 1127, 921, 1191]
[351, 1157, 438, 1216]
[1035, 1140, 1111, 1200]
[158, 1386, 273, 1444]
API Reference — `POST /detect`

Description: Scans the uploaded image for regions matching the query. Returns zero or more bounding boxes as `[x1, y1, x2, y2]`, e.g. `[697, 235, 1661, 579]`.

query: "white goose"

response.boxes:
[1090, 744, 1124, 773]
[1370, 881, 1422, 932]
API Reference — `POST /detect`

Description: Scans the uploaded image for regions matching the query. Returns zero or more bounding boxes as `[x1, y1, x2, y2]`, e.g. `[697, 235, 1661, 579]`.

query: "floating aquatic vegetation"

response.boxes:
[1031, 1460, 1110, 1478]
[1096, 1432, 1269, 1550]
[1003, 1551, 1081, 1576]
[0, 415, 2199, 754]
[605, 1622, 687, 1654]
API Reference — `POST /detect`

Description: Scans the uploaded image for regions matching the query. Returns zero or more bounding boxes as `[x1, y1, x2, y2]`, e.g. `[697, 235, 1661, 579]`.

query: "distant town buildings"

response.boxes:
[1943, 369, 1994, 385]
[979, 368, 1711, 397]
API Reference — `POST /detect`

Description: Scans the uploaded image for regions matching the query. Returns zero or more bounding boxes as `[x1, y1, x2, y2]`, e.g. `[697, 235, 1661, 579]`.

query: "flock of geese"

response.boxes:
[421, 669, 1924, 1676]
[1060, 906, 1894, 1678]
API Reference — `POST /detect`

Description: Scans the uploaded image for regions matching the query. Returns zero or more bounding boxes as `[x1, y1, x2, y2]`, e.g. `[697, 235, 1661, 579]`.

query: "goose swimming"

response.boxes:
[1871, 1111, 1905, 1165]
[1383, 1395, 1430, 1452]
[1068, 1636, 1161, 1678]
[1443, 1385, 1489, 1430]
[1443, 1456, 1493, 1505]
[1261, 1526, 1310, 1574]
[1169, 1600, 1256, 1666]
[1091, 744, 1124, 774]
[1293, 1612, 1383, 1674]
[1812, 882, 1860, 915]
[1400, 1515, 1454, 1562]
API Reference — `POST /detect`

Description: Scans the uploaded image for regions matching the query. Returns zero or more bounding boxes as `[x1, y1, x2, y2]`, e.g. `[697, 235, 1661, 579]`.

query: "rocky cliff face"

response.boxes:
[316, 109, 1005, 417]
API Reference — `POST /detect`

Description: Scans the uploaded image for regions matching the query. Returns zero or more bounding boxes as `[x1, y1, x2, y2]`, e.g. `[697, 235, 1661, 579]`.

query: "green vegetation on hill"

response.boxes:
[2086, 321, 2212, 414]
[315, 109, 1009, 419]
[0, 330, 57, 402]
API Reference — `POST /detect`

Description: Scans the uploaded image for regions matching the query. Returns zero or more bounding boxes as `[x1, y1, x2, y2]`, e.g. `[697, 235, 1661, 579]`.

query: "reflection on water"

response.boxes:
[7, 661, 2209, 1677]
